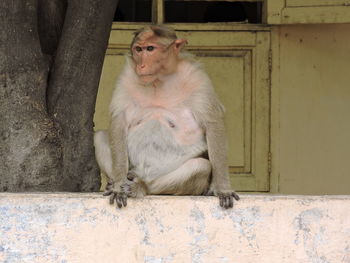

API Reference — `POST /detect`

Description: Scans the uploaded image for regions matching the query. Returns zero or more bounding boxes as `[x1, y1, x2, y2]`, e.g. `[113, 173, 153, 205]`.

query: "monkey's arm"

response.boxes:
[205, 118, 240, 208]
[187, 72, 239, 208]
[104, 112, 130, 208]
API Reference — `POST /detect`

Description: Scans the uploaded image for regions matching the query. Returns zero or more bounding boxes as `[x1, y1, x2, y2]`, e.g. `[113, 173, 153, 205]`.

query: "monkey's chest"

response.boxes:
[127, 107, 203, 145]
[126, 107, 207, 178]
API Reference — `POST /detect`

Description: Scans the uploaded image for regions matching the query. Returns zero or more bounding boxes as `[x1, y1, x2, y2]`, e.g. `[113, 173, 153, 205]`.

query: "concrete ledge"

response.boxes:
[0, 193, 349, 262]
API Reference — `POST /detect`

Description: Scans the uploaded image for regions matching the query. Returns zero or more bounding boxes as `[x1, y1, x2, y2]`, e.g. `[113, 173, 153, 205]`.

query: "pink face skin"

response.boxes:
[131, 32, 187, 84]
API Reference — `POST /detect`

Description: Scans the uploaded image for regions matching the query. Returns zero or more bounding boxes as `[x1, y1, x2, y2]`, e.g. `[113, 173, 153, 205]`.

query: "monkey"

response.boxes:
[94, 25, 239, 209]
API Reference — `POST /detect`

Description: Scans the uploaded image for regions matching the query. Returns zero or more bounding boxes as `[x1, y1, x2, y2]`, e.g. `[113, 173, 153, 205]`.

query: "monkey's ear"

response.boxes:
[174, 39, 188, 53]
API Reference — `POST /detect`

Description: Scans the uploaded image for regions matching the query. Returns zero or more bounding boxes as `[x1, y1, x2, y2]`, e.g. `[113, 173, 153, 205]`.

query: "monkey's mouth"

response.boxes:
[139, 73, 155, 76]
[136, 69, 156, 77]
[139, 74, 158, 84]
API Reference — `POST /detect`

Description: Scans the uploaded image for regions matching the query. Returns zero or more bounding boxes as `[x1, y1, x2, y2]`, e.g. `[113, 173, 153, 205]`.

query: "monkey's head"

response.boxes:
[130, 25, 187, 84]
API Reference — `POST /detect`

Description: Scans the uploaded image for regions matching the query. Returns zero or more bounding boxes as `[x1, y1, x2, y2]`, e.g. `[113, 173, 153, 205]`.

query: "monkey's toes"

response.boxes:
[219, 195, 232, 208]
[232, 192, 240, 201]
[219, 192, 239, 209]
[116, 192, 128, 208]
[104, 191, 128, 208]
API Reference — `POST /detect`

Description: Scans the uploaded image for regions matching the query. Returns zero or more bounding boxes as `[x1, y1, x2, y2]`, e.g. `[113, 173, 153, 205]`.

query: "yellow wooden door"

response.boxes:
[267, 0, 350, 24]
[94, 0, 271, 192]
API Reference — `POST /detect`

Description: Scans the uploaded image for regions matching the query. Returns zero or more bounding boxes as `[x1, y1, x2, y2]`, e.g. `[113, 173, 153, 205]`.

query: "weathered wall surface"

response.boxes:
[1, 193, 349, 262]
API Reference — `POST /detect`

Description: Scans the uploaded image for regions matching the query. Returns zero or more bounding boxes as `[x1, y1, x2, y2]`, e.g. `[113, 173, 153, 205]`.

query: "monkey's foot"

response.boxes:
[120, 179, 136, 197]
[103, 184, 128, 208]
[120, 175, 147, 198]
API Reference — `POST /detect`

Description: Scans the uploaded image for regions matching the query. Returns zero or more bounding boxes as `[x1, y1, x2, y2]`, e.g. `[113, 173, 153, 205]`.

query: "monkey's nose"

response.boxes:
[138, 64, 146, 70]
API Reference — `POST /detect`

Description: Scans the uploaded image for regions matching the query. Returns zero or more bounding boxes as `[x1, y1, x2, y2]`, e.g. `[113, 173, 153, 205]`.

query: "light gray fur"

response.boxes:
[127, 119, 207, 183]
[94, 25, 239, 208]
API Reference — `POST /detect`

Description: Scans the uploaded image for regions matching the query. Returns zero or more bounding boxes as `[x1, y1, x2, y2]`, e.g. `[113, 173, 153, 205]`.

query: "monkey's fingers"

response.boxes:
[219, 195, 225, 208]
[232, 192, 240, 201]
[116, 196, 123, 208]
[219, 195, 230, 208]
[223, 196, 233, 209]
[219, 194, 236, 209]
[122, 193, 127, 207]
[116, 193, 127, 208]
[109, 192, 117, 205]
[221, 196, 232, 209]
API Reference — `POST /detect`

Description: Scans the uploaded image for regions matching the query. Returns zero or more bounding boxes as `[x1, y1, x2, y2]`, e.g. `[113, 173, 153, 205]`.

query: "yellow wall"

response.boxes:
[274, 24, 350, 194]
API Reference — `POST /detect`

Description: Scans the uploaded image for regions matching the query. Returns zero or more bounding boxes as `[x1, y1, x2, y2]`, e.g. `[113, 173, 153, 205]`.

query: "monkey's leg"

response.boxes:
[94, 130, 112, 180]
[148, 158, 211, 195]
[94, 131, 147, 200]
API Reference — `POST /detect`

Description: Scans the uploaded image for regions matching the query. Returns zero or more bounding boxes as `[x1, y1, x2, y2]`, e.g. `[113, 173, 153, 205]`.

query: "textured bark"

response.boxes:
[37, 0, 67, 56]
[0, 0, 118, 191]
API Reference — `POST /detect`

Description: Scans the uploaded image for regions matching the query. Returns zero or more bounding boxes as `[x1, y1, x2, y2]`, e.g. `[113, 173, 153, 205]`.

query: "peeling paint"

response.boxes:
[293, 208, 332, 263]
[230, 206, 262, 249]
[135, 213, 152, 245]
[188, 206, 209, 263]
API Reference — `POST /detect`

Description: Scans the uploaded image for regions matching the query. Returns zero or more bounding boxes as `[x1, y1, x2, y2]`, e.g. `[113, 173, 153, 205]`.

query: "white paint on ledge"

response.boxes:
[0, 193, 349, 263]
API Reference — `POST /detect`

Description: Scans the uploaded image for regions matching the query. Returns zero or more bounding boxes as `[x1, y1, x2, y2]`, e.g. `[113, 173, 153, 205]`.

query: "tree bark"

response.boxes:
[0, 0, 118, 191]
[37, 0, 67, 56]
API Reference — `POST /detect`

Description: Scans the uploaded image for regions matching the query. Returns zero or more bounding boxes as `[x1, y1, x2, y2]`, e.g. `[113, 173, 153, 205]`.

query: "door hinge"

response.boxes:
[268, 151, 272, 174]
[268, 49, 273, 73]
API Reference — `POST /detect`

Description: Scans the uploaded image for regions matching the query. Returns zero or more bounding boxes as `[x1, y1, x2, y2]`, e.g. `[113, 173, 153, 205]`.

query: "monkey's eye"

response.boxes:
[146, 46, 155, 52]
[135, 46, 142, 53]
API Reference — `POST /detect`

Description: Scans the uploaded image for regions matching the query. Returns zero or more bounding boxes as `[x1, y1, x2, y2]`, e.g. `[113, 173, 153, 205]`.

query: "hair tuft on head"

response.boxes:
[131, 25, 178, 48]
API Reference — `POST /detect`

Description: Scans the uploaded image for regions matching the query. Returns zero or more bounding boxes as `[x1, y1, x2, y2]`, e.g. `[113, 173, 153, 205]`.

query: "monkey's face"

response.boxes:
[131, 32, 180, 84]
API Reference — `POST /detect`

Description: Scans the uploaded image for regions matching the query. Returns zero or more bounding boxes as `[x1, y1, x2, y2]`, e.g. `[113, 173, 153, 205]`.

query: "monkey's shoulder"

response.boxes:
[177, 60, 225, 121]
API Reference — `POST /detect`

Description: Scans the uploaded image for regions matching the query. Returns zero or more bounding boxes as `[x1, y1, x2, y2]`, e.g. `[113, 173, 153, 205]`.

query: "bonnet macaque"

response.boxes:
[94, 25, 239, 209]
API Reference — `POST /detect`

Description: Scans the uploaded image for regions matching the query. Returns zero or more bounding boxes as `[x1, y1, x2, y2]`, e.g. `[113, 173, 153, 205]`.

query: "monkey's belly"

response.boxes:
[127, 119, 207, 182]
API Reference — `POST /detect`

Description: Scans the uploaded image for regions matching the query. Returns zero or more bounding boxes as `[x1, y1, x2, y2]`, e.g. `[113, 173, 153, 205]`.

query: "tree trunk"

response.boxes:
[0, 0, 118, 191]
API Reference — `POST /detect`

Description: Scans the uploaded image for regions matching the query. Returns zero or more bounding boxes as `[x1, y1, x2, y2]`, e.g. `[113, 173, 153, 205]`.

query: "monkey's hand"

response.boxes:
[103, 182, 128, 208]
[206, 189, 240, 209]
[218, 190, 240, 209]
[103, 172, 145, 208]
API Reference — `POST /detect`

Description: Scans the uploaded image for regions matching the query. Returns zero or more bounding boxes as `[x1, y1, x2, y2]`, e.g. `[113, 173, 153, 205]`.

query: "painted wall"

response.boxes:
[1, 193, 349, 262]
[274, 24, 350, 194]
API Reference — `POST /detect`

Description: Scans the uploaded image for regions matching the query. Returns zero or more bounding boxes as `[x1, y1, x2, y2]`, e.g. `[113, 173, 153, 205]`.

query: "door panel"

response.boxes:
[286, 0, 350, 7]
[267, 0, 350, 24]
[194, 51, 249, 171]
